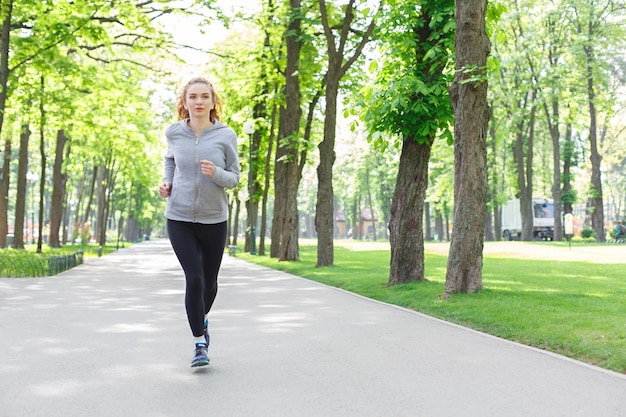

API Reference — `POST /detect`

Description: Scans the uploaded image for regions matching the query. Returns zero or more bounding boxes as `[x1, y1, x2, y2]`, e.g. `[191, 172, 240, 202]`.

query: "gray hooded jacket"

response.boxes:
[162, 119, 240, 224]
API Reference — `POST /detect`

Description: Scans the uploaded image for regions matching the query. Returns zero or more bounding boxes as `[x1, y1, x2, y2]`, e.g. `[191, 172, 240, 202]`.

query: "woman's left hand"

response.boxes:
[200, 160, 215, 178]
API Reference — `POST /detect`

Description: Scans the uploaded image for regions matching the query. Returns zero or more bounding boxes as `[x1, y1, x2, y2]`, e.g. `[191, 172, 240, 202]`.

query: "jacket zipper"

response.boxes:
[194, 133, 200, 222]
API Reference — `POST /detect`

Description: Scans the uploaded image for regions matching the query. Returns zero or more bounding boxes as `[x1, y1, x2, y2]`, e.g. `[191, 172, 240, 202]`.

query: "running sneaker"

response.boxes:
[191, 343, 209, 367]
[204, 318, 210, 346]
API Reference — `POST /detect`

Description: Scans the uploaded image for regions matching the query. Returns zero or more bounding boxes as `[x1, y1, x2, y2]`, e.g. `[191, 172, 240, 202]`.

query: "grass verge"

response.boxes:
[0, 242, 132, 277]
[15, 242, 126, 258]
[237, 241, 626, 374]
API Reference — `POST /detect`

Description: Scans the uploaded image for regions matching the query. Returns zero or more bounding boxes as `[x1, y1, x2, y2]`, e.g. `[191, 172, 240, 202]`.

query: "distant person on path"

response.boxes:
[159, 77, 240, 367]
[614, 220, 625, 243]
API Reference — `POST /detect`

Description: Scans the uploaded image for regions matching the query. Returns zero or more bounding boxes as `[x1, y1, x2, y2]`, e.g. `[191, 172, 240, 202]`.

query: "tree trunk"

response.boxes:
[485, 209, 494, 241]
[73, 175, 85, 240]
[562, 121, 574, 215]
[425, 202, 432, 241]
[37, 158, 44, 251]
[227, 200, 234, 246]
[316, 0, 376, 266]
[525, 97, 536, 239]
[62, 189, 70, 245]
[485, 114, 495, 242]
[245, 105, 263, 254]
[316, 0, 342, 266]
[0, 0, 10, 137]
[493, 204, 501, 241]
[315, 77, 338, 266]
[97, 156, 116, 247]
[445, 208, 450, 241]
[13, 125, 31, 249]
[82, 166, 97, 225]
[270, 170, 285, 257]
[122, 182, 133, 244]
[444, 0, 490, 295]
[279, 161, 300, 261]
[36, 76, 46, 253]
[0, 138, 10, 248]
[259, 99, 277, 256]
[125, 217, 139, 242]
[513, 126, 531, 240]
[49, 129, 68, 247]
[256, 10, 277, 256]
[513, 91, 536, 241]
[227, 198, 234, 245]
[549, 103, 563, 242]
[388, 137, 432, 285]
[435, 209, 444, 242]
[233, 197, 241, 246]
[271, 0, 302, 261]
[585, 48, 605, 242]
[539, 22, 564, 242]
[488, 109, 500, 241]
[96, 164, 106, 245]
[116, 213, 125, 248]
[366, 160, 377, 241]
[0, 1, 11, 249]
[351, 198, 358, 239]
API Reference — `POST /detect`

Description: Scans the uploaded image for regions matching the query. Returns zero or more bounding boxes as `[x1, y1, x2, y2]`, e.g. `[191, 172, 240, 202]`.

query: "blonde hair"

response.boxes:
[176, 77, 223, 122]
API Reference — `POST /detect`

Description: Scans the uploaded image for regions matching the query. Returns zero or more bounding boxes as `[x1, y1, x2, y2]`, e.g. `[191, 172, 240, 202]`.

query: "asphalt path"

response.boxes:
[1, 239, 624, 417]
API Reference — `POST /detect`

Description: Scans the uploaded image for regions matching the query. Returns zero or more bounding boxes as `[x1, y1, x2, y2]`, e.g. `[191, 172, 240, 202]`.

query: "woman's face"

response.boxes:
[184, 82, 214, 120]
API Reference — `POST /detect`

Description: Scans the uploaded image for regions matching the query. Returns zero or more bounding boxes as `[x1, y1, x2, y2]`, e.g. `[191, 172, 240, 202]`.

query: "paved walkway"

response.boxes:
[1, 239, 624, 417]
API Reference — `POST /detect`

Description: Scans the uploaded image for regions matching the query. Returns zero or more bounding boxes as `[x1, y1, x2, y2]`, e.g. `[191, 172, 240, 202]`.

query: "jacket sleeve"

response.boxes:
[212, 133, 240, 189]
[163, 138, 175, 184]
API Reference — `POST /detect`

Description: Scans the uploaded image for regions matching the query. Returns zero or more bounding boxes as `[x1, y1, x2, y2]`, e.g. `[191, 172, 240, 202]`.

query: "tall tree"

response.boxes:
[0, 0, 12, 248]
[568, 0, 623, 241]
[361, 0, 454, 283]
[257, 0, 279, 256]
[514, 88, 537, 241]
[444, 0, 490, 295]
[492, 1, 539, 241]
[315, 0, 377, 267]
[48, 130, 68, 247]
[536, 8, 567, 242]
[12, 125, 30, 249]
[36, 76, 46, 253]
[485, 106, 498, 241]
[0, 137, 9, 248]
[561, 118, 579, 216]
[272, 0, 303, 261]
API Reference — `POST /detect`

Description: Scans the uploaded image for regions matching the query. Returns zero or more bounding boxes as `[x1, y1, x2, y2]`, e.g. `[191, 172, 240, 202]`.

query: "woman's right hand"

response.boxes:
[159, 182, 172, 198]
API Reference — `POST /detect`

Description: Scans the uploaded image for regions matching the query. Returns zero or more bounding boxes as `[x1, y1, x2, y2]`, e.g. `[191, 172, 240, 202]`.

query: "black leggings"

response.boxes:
[167, 219, 227, 337]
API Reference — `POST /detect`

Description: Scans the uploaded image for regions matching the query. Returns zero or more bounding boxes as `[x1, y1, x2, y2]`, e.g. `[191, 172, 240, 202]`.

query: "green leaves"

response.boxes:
[358, 0, 455, 145]
[457, 64, 489, 87]
[0, 0, 182, 244]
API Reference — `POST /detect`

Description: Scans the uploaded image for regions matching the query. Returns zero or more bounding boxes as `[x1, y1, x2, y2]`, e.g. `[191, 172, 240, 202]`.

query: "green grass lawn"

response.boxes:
[237, 241, 626, 374]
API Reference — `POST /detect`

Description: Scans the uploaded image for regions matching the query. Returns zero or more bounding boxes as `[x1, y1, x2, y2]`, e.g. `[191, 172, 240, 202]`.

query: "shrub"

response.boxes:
[571, 236, 596, 243]
[581, 227, 595, 239]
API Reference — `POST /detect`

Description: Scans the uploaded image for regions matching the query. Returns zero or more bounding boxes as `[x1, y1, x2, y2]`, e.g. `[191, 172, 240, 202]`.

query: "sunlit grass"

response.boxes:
[15, 242, 126, 257]
[238, 242, 626, 374]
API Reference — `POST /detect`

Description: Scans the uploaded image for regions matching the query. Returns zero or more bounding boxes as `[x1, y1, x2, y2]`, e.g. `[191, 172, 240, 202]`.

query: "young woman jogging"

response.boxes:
[159, 77, 240, 367]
